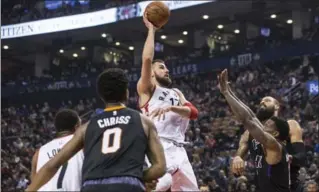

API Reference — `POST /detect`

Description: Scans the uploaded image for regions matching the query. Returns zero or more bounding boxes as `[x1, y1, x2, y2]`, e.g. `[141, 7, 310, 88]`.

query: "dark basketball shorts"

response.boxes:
[81, 176, 145, 192]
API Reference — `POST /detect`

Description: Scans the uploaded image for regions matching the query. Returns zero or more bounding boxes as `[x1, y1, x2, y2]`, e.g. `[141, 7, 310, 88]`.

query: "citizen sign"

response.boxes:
[1, 1, 211, 39]
[1, 9, 117, 39]
[1, 24, 35, 38]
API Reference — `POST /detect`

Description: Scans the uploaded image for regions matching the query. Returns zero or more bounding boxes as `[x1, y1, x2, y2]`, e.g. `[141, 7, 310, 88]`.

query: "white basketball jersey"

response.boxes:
[140, 86, 189, 143]
[37, 135, 83, 191]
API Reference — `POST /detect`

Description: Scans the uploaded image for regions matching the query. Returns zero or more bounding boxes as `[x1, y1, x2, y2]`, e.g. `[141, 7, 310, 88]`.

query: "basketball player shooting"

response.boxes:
[137, 13, 199, 191]
[232, 96, 305, 191]
[218, 69, 291, 192]
[27, 68, 166, 192]
[31, 109, 83, 191]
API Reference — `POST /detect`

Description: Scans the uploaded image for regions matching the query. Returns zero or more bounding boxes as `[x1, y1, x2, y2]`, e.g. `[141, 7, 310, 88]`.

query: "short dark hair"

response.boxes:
[54, 109, 80, 133]
[270, 116, 289, 141]
[152, 59, 165, 65]
[96, 68, 128, 103]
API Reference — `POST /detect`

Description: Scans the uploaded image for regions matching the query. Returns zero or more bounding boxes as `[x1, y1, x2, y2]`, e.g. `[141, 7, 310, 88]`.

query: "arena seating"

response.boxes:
[2, 1, 319, 191]
[1, 54, 318, 191]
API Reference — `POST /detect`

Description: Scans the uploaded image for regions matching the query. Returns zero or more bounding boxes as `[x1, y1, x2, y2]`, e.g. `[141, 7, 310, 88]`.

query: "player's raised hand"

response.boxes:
[218, 69, 229, 95]
[143, 12, 158, 31]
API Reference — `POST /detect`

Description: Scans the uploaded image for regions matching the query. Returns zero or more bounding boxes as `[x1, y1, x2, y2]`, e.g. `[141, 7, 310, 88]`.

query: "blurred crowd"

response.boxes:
[2, 1, 318, 191]
[1, 52, 318, 191]
[180, 56, 319, 192]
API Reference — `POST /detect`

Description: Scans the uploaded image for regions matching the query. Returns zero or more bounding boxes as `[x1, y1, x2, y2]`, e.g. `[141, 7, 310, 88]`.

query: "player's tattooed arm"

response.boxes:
[227, 84, 257, 120]
[228, 82, 254, 158]
[236, 130, 249, 158]
[224, 90, 282, 163]
[218, 69, 262, 126]
[223, 90, 273, 147]
[219, 69, 281, 164]
[137, 13, 156, 95]
[26, 122, 88, 192]
[141, 115, 166, 182]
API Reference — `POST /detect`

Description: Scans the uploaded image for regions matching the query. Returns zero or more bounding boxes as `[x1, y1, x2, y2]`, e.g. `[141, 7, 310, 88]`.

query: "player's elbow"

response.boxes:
[242, 116, 254, 126]
[189, 107, 198, 120]
[156, 161, 166, 178]
[184, 102, 199, 120]
[154, 156, 166, 179]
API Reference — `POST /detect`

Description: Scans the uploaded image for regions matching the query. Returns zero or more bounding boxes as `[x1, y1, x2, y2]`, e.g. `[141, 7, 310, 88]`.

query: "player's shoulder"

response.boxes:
[42, 135, 73, 148]
[287, 119, 302, 130]
[286, 119, 302, 136]
[171, 87, 182, 92]
[124, 107, 142, 115]
[38, 140, 55, 153]
[171, 88, 185, 95]
[40, 138, 58, 149]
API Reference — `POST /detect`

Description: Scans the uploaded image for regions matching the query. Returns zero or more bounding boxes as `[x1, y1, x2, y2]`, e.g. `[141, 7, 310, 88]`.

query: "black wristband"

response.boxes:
[290, 142, 306, 166]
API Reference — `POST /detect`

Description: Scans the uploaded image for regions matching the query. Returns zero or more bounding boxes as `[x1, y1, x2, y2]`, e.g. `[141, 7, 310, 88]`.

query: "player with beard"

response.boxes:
[232, 95, 305, 192]
[219, 69, 291, 192]
[137, 13, 199, 191]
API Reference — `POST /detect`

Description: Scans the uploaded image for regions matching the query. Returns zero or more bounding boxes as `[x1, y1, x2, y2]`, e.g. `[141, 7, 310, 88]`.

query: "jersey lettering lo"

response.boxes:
[37, 135, 83, 191]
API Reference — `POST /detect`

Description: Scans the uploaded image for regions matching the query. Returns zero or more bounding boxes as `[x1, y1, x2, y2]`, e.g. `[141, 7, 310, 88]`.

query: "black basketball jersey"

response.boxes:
[248, 134, 261, 189]
[248, 134, 259, 161]
[254, 142, 290, 192]
[82, 107, 147, 182]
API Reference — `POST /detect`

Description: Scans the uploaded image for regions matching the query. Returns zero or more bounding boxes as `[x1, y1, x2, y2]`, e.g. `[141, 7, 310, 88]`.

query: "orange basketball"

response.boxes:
[145, 1, 170, 28]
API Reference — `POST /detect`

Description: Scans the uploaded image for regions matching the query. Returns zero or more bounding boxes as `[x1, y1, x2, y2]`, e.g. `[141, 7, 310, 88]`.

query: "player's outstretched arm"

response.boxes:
[137, 13, 157, 95]
[236, 130, 249, 158]
[26, 123, 88, 192]
[30, 149, 39, 181]
[224, 88, 279, 150]
[227, 83, 258, 121]
[244, 119, 282, 164]
[141, 115, 166, 182]
[218, 70, 254, 123]
[226, 82, 271, 158]
[287, 119, 306, 166]
[219, 69, 281, 164]
[231, 130, 249, 175]
[225, 89, 282, 164]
